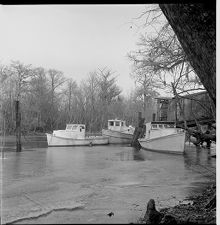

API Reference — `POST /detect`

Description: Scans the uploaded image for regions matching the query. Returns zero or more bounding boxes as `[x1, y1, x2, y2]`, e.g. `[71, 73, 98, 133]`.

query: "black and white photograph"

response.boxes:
[0, 3, 217, 224]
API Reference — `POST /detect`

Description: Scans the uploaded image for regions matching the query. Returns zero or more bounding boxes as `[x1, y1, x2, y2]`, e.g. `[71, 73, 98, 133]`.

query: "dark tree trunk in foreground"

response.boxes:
[159, 4, 216, 108]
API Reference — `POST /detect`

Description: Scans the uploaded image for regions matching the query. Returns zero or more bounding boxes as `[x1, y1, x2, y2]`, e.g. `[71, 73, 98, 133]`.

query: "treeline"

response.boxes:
[0, 61, 157, 135]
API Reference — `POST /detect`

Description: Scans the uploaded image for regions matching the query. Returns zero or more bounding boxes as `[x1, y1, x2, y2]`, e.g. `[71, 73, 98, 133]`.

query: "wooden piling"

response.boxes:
[131, 112, 145, 149]
[15, 100, 21, 152]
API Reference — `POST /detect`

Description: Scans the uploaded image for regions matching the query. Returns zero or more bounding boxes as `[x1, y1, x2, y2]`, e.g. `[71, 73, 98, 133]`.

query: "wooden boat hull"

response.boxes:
[138, 132, 186, 154]
[102, 129, 133, 144]
[46, 134, 109, 147]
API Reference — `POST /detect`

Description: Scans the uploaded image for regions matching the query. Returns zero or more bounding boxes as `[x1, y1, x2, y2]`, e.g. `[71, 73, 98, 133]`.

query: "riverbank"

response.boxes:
[138, 184, 216, 224]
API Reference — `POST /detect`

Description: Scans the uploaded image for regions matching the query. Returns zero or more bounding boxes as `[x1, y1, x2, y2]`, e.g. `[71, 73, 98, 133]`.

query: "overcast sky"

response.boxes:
[0, 4, 155, 95]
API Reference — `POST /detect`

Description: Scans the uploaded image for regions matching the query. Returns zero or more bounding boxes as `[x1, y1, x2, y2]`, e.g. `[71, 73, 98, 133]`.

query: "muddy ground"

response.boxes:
[138, 184, 216, 224]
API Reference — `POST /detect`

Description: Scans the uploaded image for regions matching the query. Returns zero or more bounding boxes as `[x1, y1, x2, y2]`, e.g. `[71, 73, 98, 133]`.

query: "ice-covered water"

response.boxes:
[2, 143, 216, 224]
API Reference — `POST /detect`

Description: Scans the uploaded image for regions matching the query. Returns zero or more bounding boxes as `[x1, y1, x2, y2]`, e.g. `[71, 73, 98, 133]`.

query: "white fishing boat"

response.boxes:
[46, 124, 109, 147]
[138, 121, 186, 154]
[102, 119, 135, 144]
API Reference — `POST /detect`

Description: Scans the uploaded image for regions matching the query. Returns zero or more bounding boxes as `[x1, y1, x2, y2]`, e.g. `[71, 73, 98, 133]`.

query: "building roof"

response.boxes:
[180, 90, 207, 98]
[108, 119, 125, 122]
[155, 91, 208, 100]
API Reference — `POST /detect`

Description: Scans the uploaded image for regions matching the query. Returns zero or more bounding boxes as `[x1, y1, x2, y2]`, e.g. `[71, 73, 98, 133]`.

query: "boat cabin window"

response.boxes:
[79, 125, 84, 132]
[159, 124, 163, 128]
[152, 124, 157, 129]
[66, 124, 79, 130]
[109, 121, 114, 126]
[164, 124, 175, 128]
[121, 122, 124, 126]
[115, 121, 120, 126]
[66, 125, 73, 130]
[71, 125, 78, 130]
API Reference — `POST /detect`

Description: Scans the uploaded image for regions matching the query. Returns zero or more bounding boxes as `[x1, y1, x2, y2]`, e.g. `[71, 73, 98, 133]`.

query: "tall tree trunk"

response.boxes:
[15, 100, 21, 152]
[143, 93, 147, 119]
[159, 4, 216, 108]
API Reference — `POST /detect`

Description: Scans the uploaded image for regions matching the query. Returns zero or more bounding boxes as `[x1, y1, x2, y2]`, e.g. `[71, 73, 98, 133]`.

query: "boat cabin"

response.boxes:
[53, 124, 86, 139]
[145, 121, 183, 139]
[107, 119, 134, 133]
[65, 124, 85, 131]
[108, 119, 126, 131]
[150, 121, 176, 129]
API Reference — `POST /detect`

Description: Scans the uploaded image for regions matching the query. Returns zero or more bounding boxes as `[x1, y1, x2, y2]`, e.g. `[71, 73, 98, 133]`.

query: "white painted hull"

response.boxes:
[139, 132, 186, 154]
[102, 129, 133, 144]
[46, 134, 109, 147]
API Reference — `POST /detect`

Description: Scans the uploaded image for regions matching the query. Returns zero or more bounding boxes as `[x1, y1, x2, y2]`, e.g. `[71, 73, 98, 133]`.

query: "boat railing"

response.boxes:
[86, 132, 102, 137]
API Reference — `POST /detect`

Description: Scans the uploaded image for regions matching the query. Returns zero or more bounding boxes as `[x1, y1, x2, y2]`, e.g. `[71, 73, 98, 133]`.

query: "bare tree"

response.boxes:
[27, 67, 49, 131]
[47, 69, 66, 130]
[128, 5, 205, 97]
[8, 61, 34, 151]
[62, 78, 78, 123]
[0, 64, 16, 134]
[159, 4, 216, 107]
[130, 68, 160, 120]
[9, 61, 33, 100]
[83, 72, 99, 132]
[96, 67, 121, 128]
